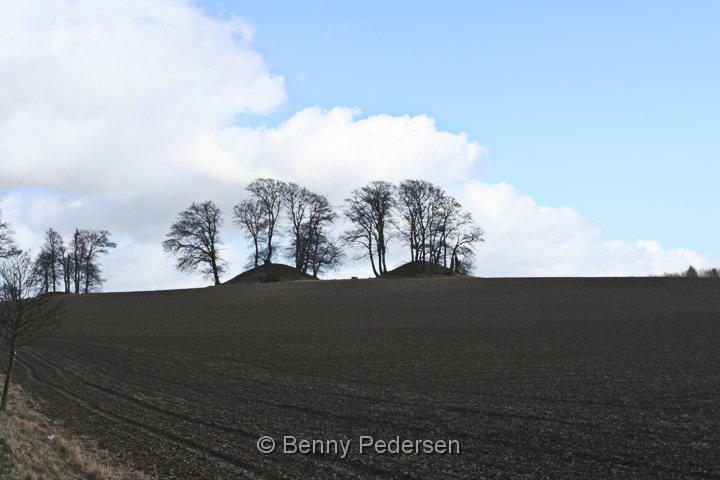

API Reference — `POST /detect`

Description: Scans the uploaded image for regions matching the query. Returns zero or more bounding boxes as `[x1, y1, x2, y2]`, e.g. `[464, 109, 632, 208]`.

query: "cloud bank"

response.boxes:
[0, 0, 706, 290]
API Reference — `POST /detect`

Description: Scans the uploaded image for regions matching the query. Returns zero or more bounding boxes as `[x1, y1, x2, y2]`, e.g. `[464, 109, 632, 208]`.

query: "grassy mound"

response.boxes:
[381, 260, 458, 278]
[224, 262, 317, 284]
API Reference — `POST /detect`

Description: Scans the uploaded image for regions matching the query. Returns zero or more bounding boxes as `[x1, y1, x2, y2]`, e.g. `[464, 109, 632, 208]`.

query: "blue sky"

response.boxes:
[0, 1, 716, 290]
[202, 0, 720, 262]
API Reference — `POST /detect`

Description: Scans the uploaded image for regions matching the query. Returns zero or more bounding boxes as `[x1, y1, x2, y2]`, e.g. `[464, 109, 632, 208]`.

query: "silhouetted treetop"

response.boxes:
[164, 201, 226, 286]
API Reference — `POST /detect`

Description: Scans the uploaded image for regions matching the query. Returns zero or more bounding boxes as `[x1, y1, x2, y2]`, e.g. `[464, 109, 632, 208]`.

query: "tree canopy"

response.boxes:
[163, 201, 226, 285]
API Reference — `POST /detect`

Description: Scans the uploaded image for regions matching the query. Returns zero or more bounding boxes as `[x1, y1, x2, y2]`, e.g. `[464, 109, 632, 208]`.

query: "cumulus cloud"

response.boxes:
[0, 0, 708, 291]
[199, 107, 483, 201]
[459, 182, 705, 276]
[0, 0, 285, 193]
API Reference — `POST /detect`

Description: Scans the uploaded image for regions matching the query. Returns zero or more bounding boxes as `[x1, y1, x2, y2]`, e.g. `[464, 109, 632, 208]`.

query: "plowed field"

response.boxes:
[11, 277, 720, 479]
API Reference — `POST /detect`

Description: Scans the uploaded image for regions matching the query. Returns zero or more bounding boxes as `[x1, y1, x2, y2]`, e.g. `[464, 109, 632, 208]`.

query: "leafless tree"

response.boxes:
[61, 247, 73, 294]
[305, 232, 344, 277]
[233, 199, 267, 269]
[33, 249, 53, 293]
[0, 250, 64, 411]
[284, 183, 313, 270]
[393, 180, 485, 274]
[429, 194, 464, 267]
[394, 180, 446, 263]
[163, 201, 226, 285]
[344, 181, 395, 277]
[447, 223, 484, 273]
[69, 229, 116, 293]
[0, 209, 13, 259]
[69, 229, 86, 294]
[422, 194, 484, 273]
[284, 183, 338, 275]
[701, 268, 719, 278]
[247, 178, 287, 263]
[33, 229, 65, 293]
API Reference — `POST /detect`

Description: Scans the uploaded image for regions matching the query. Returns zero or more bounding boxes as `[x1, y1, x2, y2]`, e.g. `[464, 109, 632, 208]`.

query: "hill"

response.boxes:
[381, 260, 458, 277]
[223, 262, 317, 284]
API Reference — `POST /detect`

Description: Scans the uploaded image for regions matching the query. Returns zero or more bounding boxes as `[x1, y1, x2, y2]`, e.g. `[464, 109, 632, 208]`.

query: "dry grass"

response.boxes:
[0, 378, 154, 480]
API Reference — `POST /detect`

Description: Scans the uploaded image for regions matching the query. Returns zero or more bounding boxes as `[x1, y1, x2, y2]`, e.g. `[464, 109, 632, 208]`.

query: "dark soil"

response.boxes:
[10, 277, 720, 479]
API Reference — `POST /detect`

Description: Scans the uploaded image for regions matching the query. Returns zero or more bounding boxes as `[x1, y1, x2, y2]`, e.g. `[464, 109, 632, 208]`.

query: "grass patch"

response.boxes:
[0, 379, 154, 480]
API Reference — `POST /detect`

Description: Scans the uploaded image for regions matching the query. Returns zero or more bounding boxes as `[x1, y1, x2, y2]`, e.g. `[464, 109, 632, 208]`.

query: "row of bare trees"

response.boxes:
[33, 228, 116, 294]
[163, 179, 343, 285]
[344, 180, 483, 276]
[666, 266, 720, 278]
[0, 210, 116, 295]
[233, 179, 342, 276]
[164, 178, 484, 283]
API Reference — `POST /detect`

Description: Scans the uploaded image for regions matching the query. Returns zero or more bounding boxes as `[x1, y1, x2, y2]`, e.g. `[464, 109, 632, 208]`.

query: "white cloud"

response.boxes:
[0, 1, 708, 291]
[459, 182, 706, 276]
[200, 107, 483, 201]
[0, 0, 285, 193]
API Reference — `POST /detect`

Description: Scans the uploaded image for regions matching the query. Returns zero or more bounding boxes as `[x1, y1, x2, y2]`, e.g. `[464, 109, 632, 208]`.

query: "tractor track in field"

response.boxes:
[20, 351, 421, 479]
[16, 355, 273, 479]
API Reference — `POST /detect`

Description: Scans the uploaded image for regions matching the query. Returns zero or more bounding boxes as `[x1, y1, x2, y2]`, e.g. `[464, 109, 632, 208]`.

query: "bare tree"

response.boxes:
[420, 193, 484, 273]
[701, 268, 720, 278]
[69, 229, 87, 294]
[344, 181, 395, 277]
[0, 209, 13, 259]
[81, 230, 116, 293]
[447, 222, 484, 273]
[34, 229, 65, 293]
[163, 201, 226, 285]
[306, 232, 344, 277]
[284, 183, 338, 274]
[33, 249, 53, 293]
[394, 180, 445, 264]
[284, 183, 313, 270]
[233, 199, 267, 269]
[0, 250, 64, 411]
[247, 178, 287, 263]
[61, 247, 73, 294]
[68, 229, 116, 293]
[393, 180, 485, 274]
[429, 194, 464, 268]
[684, 266, 699, 278]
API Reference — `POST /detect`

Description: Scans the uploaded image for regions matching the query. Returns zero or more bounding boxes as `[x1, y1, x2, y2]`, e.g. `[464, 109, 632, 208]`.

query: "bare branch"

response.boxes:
[163, 201, 226, 285]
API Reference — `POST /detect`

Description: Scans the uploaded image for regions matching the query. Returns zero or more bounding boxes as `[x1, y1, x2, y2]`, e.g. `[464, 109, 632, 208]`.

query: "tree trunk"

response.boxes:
[51, 262, 57, 293]
[211, 256, 220, 286]
[1, 339, 17, 412]
[377, 229, 386, 275]
[84, 260, 91, 293]
[368, 237, 379, 277]
[294, 228, 301, 271]
[64, 258, 71, 293]
[266, 225, 274, 263]
[449, 244, 460, 273]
